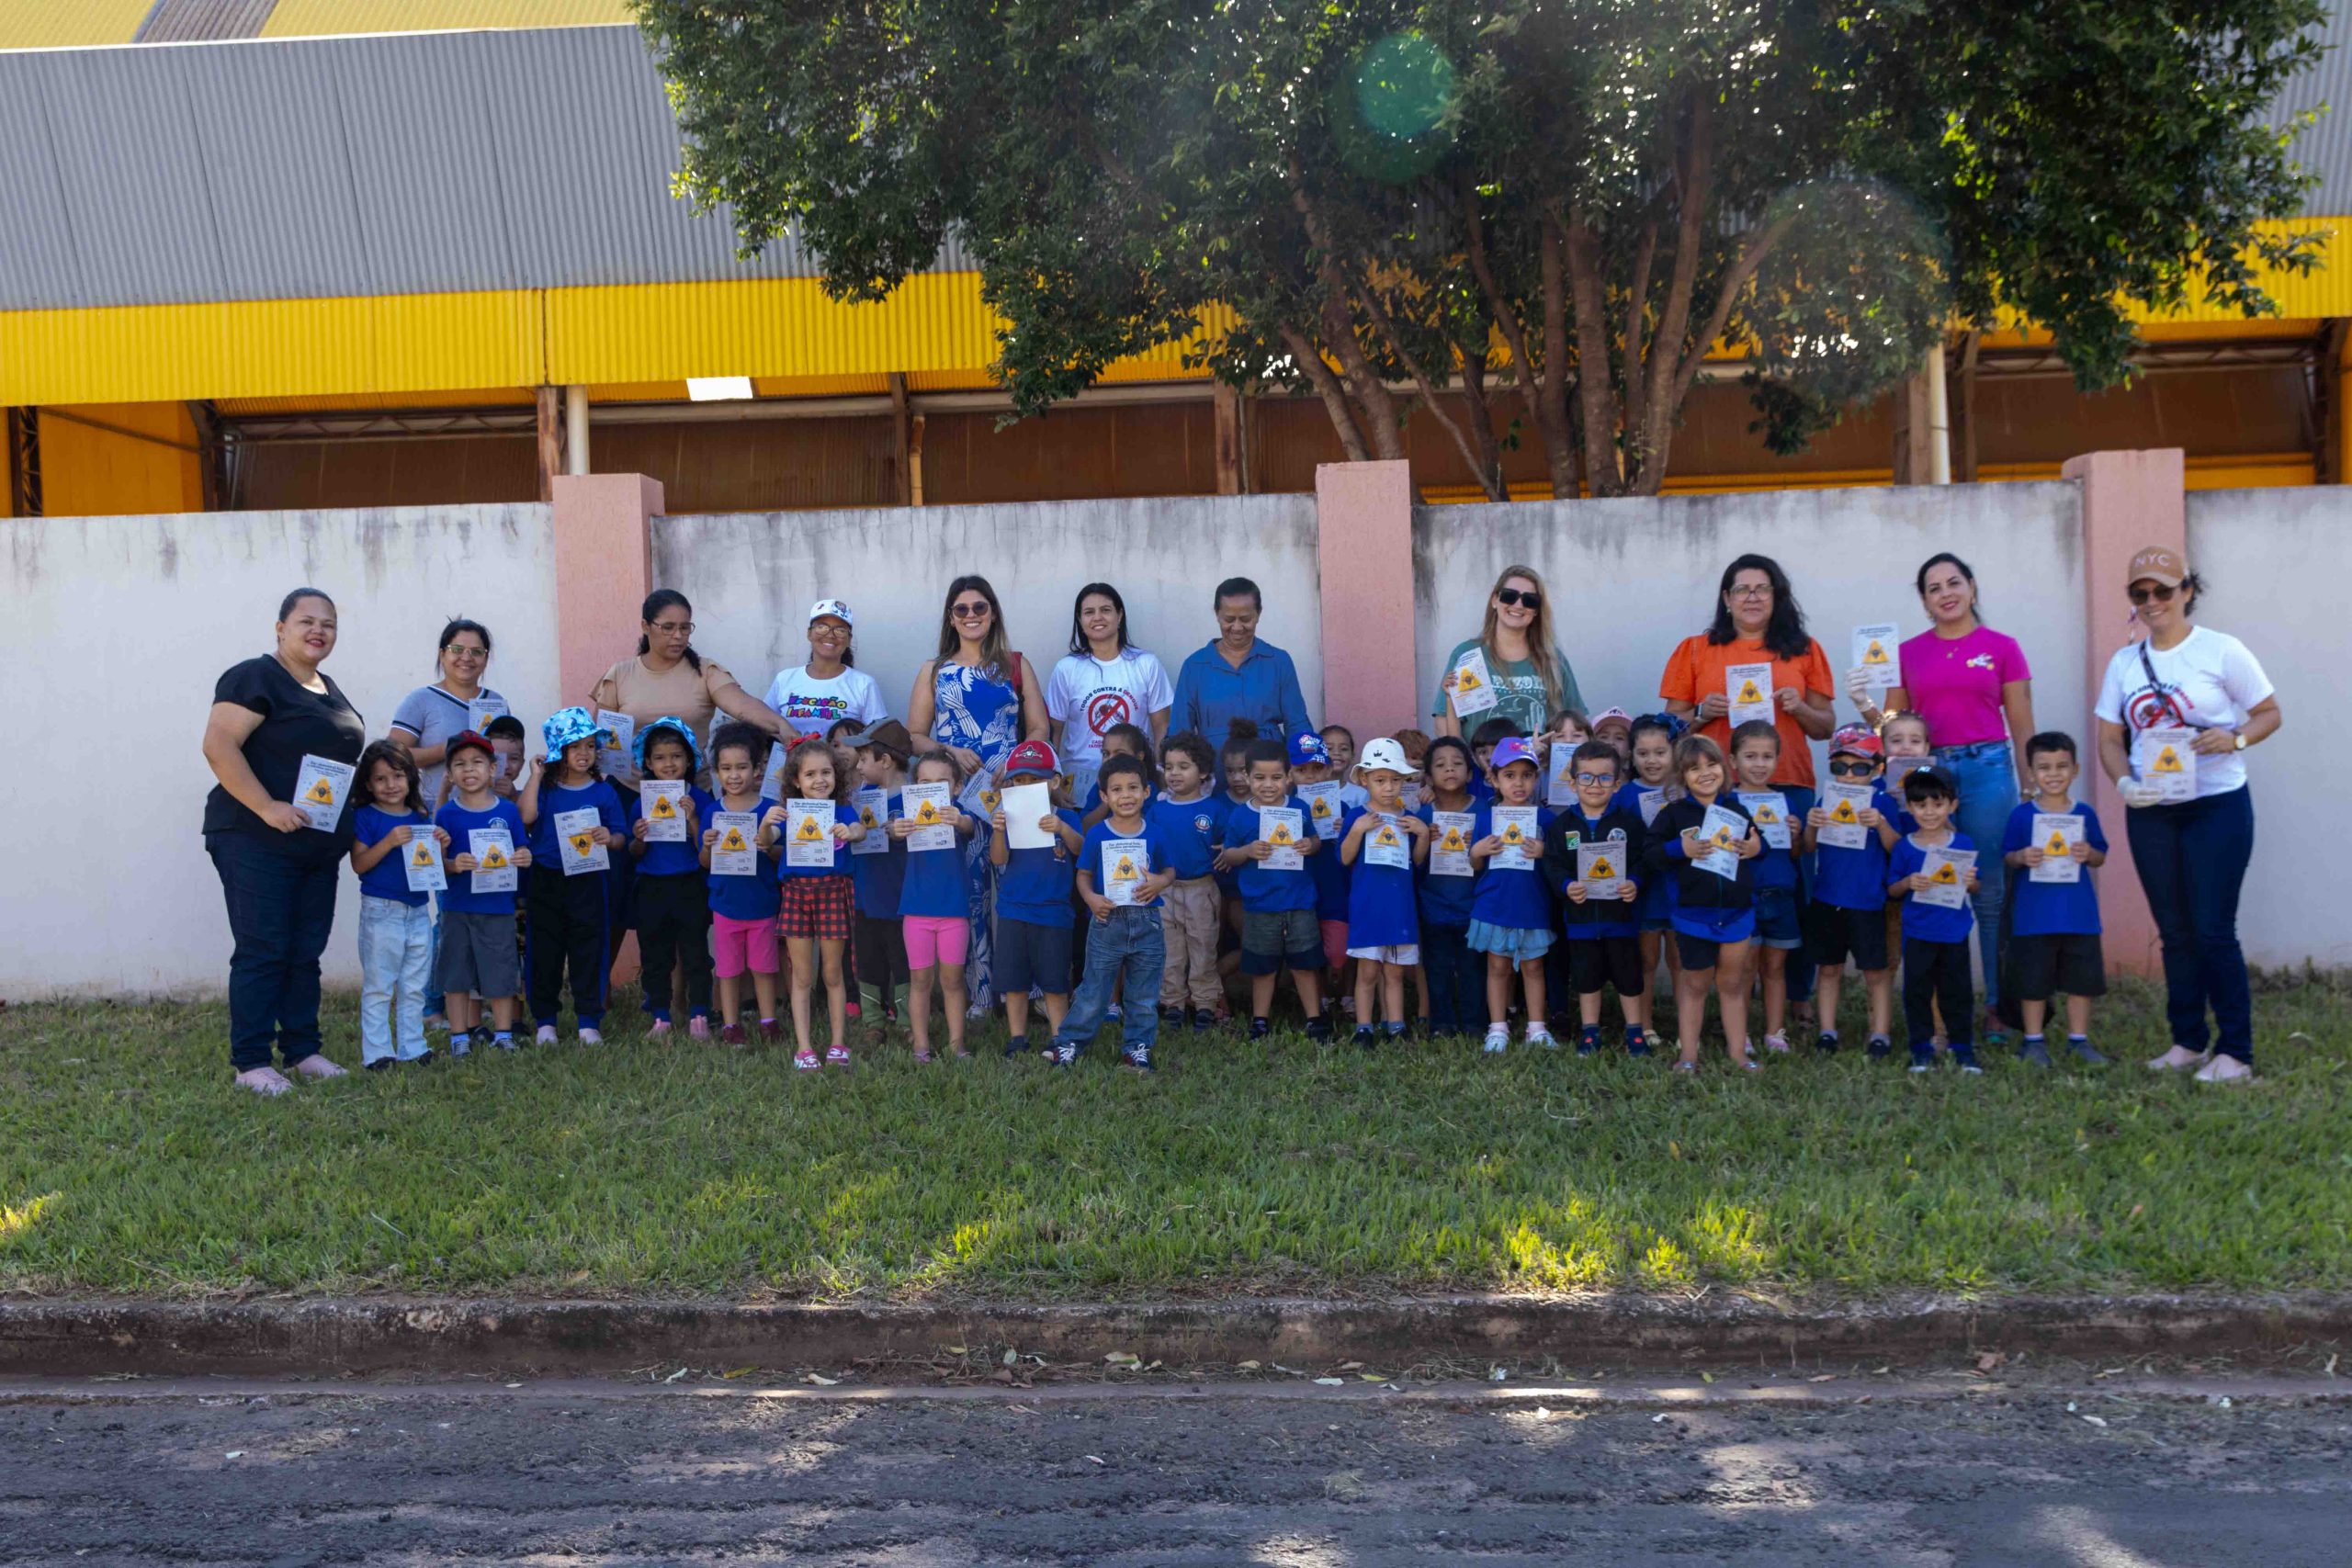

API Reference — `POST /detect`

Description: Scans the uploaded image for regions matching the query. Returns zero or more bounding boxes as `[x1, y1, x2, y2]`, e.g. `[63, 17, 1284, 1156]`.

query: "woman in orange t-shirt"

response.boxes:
[1657, 554, 1837, 790]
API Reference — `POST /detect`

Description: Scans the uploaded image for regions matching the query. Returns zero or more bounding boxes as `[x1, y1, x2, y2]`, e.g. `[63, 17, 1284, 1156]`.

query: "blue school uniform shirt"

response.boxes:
[1413, 800, 1478, 928]
[527, 777, 628, 869]
[626, 784, 718, 878]
[1890, 831, 1978, 942]
[1812, 787, 1901, 911]
[434, 795, 528, 916]
[1149, 791, 1222, 881]
[1080, 816, 1180, 909]
[898, 818, 970, 919]
[1340, 806, 1419, 947]
[1307, 809, 1351, 921]
[998, 807, 1088, 926]
[1213, 791, 1253, 893]
[1227, 795, 1317, 913]
[353, 805, 432, 907]
[706, 795, 782, 921]
[1469, 803, 1554, 931]
[2001, 800, 2108, 936]
[850, 789, 909, 918]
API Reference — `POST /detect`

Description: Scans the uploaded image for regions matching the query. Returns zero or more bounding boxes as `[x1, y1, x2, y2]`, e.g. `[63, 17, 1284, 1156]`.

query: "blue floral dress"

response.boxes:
[931, 658, 1023, 1009]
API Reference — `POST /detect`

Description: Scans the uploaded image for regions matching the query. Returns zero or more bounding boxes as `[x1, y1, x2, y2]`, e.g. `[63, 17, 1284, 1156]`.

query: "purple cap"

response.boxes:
[1488, 737, 1539, 773]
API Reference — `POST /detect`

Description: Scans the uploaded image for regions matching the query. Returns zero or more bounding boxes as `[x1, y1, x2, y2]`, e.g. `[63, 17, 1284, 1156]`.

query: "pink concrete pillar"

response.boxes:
[1314, 459, 1418, 736]
[2059, 448, 2184, 976]
[551, 473, 662, 707]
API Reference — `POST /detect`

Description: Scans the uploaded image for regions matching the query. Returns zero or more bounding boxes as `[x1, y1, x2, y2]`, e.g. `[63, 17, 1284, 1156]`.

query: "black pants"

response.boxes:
[1567, 933, 1644, 998]
[635, 872, 713, 1021]
[1902, 936, 1974, 1050]
[526, 865, 615, 1029]
[1422, 922, 1481, 1034]
[854, 912, 909, 1010]
[207, 832, 339, 1072]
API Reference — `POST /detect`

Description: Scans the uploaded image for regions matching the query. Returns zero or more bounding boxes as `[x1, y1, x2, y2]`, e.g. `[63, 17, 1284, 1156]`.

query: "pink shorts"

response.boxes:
[902, 913, 971, 971]
[712, 912, 779, 978]
[1320, 919, 1351, 970]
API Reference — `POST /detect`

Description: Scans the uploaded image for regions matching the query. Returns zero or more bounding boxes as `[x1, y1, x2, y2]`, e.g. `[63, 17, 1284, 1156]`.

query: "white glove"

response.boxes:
[2116, 778, 2164, 809]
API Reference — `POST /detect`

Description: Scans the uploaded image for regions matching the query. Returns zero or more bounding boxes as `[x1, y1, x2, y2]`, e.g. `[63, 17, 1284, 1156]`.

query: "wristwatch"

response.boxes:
[2233, 731, 2247, 751]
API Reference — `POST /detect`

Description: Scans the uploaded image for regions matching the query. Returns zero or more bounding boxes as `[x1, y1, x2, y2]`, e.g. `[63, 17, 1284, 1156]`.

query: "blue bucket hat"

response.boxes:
[543, 705, 602, 765]
[631, 714, 701, 775]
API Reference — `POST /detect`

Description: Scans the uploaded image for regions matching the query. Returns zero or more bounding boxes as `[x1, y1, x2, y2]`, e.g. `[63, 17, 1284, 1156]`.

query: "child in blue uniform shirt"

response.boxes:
[1729, 720, 1804, 1054]
[890, 752, 978, 1062]
[1151, 732, 1227, 1030]
[1289, 730, 1353, 997]
[1542, 739, 1650, 1057]
[2001, 731, 2111, 1067]
[1645, 735, 1762, 1072]
[1888, 766, 1983, 1073]
[1802, 725, 1901, 1057]
[349, 739, 446, 1068]
[702, 721, 783, 1044]
[1052, 754, 1181, 1070]
[1413, 737, 1483, 1038]
[1218, 736, 1328, 1040]
[435, 728, 532, 1055]
[625, 717, 717, 1039]
[518, 707, 628, 1045]
[1616, 713, 1685, 1042]
[1467, 737, 1555, 1053]
[1339, 738, 1430, 1048]
[990, 739, 1088, 1055]
[847, 720, 914, 1029]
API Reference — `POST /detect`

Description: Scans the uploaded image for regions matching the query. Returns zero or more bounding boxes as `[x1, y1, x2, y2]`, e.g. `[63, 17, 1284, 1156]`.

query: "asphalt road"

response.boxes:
[2, 1375, 2346, 1565]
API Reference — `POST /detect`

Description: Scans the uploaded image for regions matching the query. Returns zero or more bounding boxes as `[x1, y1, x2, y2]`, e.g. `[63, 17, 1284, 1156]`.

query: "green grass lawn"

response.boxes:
[2, 978, 2347, 1301]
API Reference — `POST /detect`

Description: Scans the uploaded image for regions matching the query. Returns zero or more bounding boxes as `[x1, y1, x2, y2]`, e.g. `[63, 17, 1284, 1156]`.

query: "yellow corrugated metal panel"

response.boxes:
[215, 388, 536, 414]
[39, 403, 203, 517]
[261, 0, 634, 37]
[0, 290, 543, 405]
[0, 0, 153, 49]
[544, 273, 1004, 383]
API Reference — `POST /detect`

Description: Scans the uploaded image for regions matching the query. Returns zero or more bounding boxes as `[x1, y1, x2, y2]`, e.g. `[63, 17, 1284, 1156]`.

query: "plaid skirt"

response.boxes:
[776, 874, 854, 941]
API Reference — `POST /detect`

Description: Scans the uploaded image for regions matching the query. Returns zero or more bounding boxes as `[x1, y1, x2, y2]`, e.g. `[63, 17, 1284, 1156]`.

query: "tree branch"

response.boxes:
[1290, 156, 1407, 461]
[1344, 264, 1502, 500]
[1279, 321, 1372, 463]
[1635, 92, 1714, 479]
[1562, 207, 1623, 495]
[1460, 168, 1571, 495]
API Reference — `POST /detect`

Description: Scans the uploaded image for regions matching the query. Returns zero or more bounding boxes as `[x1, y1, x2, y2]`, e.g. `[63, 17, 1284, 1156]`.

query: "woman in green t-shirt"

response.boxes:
[1432, 564, 1584, 737]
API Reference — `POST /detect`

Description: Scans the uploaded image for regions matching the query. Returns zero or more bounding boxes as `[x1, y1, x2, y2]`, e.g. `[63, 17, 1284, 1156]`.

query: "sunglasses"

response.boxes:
[2127, 582, 2177, 604]
[1827, 759, 1880, 777]
[951, 601, 993, 619]
[1496, 587, 1542, 609]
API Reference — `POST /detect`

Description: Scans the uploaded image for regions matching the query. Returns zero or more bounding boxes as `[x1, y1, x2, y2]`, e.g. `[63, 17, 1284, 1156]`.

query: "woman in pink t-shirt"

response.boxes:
[1848, 551, 2035, 1034]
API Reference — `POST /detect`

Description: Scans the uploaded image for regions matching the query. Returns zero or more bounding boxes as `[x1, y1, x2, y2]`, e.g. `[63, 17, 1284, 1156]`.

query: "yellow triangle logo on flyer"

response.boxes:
[570, 834, 592, 855]
[794, 816, 823, 842]
[913, 799, 939, 825]
[1829, 798, 1859, 824]
[1311, 795, 1332, 818]
[2046, 831, 2070, 856]
[1455, 667, 1482, 691]
[1113, 855, 1138, 882]
[1930, 860, 1959, 885]
[719, 828, 746, 852]
[1374, 825, 1399, 848]
[1752, 803, 1779, 825]
[1440, 827, 1465, 852]
[1863, 640, 1890, 666]
[858, 806, 878, 828]
[980, 790, 1001, 813]
[1501, 822, 1523, 845]
[2153, 746, 2183, 773]
[412, 844, 434, 865]
[1269, 822, 1295, 846]
[482, 846, 507, 868]
[1736, 679, 1764, 705]
[651, 793, 675, 818]
[1589, 854, 1614, 878]
[307, 777, 336, 804]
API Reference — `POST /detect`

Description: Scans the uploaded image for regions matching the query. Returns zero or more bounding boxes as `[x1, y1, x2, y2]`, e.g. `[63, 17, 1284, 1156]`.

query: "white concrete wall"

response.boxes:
[2187, 487, 2348, 968]
[1414, 483, 2089, 783]
[652, 494, 1326, 738]
[0, 504, 560, 998]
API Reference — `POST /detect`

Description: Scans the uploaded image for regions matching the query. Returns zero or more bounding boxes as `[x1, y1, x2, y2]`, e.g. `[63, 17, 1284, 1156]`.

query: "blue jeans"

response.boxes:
[1054, 906, 1165, 1054]
[206, 832, 340, 1072]
[357, 896, 435, 1064]
[423, 899, 446, 1019]
[1936, 741, 2016, 1010]
[2125, 785, 2256, 1062]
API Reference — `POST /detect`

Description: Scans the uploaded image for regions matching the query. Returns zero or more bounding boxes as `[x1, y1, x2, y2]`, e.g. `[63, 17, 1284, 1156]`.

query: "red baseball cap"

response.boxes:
[1002, 739, 1059, 778]
[1828, 724, 1883, 759]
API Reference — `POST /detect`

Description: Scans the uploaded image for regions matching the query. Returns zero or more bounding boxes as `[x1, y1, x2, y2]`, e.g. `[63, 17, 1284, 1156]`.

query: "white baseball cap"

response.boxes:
[808, 599, 853, 627]
[1352, 738, 1420, 778]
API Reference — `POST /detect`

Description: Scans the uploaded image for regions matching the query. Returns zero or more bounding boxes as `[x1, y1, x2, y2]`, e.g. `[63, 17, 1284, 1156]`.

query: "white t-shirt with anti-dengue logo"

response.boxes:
[2094, 626, 2272, 798]
[763, 664, 888, 737]
[1046, 649, 1174, 767]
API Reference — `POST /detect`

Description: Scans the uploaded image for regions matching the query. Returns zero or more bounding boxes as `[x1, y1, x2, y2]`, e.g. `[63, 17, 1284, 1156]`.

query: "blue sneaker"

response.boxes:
[1051, 1043, 1080, 1068]
[1908, 1043, 1934, 1074]
[1951, 1043, 1984, 1075]
[1577, 1025, 1603, 1056]
[1121, 1043, 1155, 1073]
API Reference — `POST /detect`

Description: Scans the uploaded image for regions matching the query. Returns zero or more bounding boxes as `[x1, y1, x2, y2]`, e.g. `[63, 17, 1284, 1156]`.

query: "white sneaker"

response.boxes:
[2191, 1055, 2254, 1084]
[2146, 1044, 2209, 1071]
[577, 1028, 603, 1045]
[535, 1025, 559, 1046]
[290, 1055, 346, 1081]
[232, 1066, 293, 1097]
[1525, 1023, 1555, 1049]
[1482, 1025, 1510, 1055]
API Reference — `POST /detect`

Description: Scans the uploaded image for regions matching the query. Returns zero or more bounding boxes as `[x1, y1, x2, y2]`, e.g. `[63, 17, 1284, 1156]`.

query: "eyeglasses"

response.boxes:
[445, 645, 487, 660]
[1496, 587, 1542, 609]
[2127, 583, 2177, 604]
[1727, 583, 1774, 600]
[1827, 759, 1879, 777]
[1572, 773, 1617, 787]
[649, 620, 695, 636]
[951, 601, 993, 620]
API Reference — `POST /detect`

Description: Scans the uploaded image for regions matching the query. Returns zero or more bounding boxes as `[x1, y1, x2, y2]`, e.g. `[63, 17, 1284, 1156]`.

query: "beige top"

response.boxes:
[592, 652, 741, 784]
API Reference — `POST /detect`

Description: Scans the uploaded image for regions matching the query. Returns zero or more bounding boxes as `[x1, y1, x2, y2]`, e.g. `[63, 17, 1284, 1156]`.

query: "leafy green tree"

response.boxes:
[639, 0, 2325, 498]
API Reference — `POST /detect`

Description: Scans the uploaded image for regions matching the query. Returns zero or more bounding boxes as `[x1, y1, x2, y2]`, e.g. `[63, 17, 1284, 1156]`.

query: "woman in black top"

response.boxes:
[200, 588, 368, 1095]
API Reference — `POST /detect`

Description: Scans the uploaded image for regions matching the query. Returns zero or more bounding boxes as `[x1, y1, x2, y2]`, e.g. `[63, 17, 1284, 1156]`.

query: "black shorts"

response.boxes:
[1566, 934, 1644, 998]
[996, 916, 1074, 997]
[2008, 931, 2108, 1001]
[1805, 900, 1890, 972]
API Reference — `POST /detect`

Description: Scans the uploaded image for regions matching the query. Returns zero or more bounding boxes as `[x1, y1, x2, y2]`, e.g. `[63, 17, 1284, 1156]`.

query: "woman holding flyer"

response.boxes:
[1849, 551, 2038, 1033]
[1431, 565, 1583, 739]
[587, 589, 789, 787]
[385, 616, 506, 1030]
[200, 588, 368, 1095]
[2094, 545, 2282, 1082]
[1658, 554, 1836, 791]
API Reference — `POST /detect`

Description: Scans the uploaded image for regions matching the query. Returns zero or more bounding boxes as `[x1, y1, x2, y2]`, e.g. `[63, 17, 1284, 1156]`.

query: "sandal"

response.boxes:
[1671, 1059, 1698, 1075]
[2146, 1045, 2211, 1072]
[2191, 1055, 2256, 1085]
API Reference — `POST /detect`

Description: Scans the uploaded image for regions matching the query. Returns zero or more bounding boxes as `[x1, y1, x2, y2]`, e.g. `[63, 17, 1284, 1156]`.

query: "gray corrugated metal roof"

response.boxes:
[2272, 5, 2352, 213]
[0, 22, 969, 310]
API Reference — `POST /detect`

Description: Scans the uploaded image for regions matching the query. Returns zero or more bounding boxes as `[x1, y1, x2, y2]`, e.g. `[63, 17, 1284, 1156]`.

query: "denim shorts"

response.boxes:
[1241, 907, 1324, 974]
[1752, 886, 1804, 950]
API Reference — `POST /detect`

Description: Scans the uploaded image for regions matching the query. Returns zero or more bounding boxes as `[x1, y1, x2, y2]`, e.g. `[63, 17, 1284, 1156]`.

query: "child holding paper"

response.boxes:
[847, 721, 914, 1030]
[775, 737, 868, 1070]
[349, 739, 447, 1068]
[1339, 739, 1430, 1046]
[891, 752, 978, 1061]
[1289, 730, 1353, 998]
[626, 717, 716, 1039]
[989, 740, 1087, 1055]
[1218, 737, 1328, 1040]
[1730, 720, 1804, 1052]
[434, 729, 531, 1055]
[1801, 725, 1900, 1055]
[1616, 713, 1685, 1034]
[1645, 735, 1762, 1072]
[1152, 731, 1227, 1030]
[1079, 723, 1155, 827]
[2001, 731, 2110, 1066]
[1543, 740, 1649, 1056]
[1414, 737, 1483, 1038]
[1887, 766, 1983, 1073]
[1467, 737, 1555, 1052]
[518, 708, 626, 1045]
[1050, 754, 1181, 1070]
[702, 722, 783, 1045]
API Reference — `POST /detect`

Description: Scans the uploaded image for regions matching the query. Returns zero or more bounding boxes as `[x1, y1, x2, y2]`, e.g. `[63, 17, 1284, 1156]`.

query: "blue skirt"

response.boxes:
[1466, 919, 1554, 960]
[1669, 904, 1757, 946]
